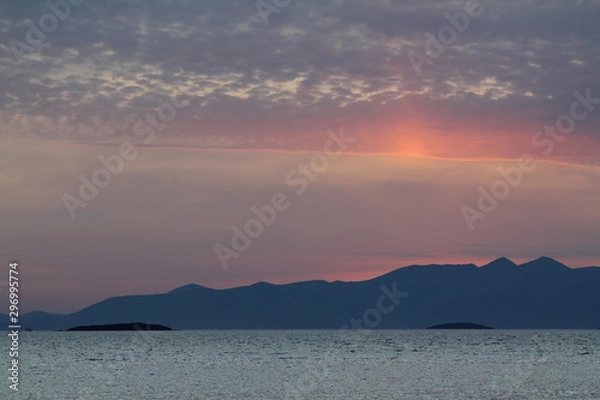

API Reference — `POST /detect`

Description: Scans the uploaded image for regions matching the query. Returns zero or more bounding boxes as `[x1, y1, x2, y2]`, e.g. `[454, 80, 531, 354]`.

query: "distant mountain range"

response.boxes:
[3, 257, 600, 330]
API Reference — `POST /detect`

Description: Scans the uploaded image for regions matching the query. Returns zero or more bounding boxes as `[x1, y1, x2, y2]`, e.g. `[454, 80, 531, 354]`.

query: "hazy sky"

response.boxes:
[1, 0, 599, 313]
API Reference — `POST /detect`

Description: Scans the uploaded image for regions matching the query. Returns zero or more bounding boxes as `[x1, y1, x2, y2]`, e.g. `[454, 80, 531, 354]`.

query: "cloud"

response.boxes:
[0, 0, 598, 158]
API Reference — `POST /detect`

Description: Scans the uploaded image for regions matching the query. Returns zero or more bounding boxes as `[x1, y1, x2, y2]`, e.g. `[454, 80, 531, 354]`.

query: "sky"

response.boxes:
[1, 0, 599, 313]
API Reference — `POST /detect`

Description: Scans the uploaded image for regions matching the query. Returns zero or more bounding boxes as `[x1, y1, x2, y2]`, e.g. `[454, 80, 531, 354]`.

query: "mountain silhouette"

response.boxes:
[480, 256, 518, 270]
[3, 257, 599, 330]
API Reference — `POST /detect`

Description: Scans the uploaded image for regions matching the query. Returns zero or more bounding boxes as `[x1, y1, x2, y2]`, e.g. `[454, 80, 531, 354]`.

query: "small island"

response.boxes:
[427, 322, 493, 330]
[66, 322, 172, 331]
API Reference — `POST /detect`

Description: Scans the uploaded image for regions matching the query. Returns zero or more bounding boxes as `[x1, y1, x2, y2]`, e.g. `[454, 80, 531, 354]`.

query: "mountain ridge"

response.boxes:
[4, 257, 599, 330]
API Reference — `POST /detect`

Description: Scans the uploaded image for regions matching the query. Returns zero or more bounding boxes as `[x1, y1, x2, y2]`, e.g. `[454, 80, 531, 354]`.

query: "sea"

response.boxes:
[3, 330, 599, 399]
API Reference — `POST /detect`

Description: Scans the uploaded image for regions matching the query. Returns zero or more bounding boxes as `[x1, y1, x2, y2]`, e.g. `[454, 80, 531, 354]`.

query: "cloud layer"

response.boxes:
[1, 0, 599, 157]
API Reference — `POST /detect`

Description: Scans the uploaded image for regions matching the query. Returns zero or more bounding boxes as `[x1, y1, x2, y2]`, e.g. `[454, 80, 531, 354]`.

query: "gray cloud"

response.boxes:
[0, 0, 598, 149]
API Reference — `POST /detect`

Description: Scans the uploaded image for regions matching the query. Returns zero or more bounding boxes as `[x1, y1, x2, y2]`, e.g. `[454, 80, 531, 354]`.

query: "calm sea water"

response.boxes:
[3, 330, 599, 399]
